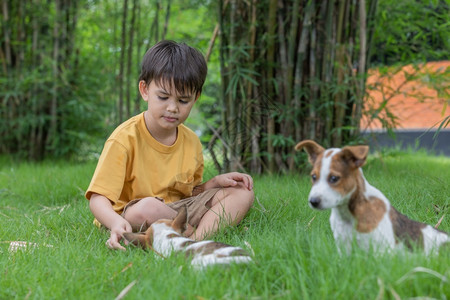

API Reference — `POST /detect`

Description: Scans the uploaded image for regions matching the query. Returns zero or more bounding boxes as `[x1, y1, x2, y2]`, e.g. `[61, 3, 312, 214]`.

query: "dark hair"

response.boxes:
[138, 40, 207, 96]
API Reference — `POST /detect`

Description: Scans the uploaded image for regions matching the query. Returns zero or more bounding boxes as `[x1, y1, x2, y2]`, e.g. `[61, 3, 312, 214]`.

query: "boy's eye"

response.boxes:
[179, 99, 189, 104]
[158, 96, 168, 100]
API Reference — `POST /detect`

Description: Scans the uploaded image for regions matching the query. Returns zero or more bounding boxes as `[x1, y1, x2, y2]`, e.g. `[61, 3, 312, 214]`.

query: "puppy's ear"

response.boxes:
[172, 205, 188, 234]
[123, 231, 151, 249]
[295, 140, 325, 165]
[340, 145, 369, 169]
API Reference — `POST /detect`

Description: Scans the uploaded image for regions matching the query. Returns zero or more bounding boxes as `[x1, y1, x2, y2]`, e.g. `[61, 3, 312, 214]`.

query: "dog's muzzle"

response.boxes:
[309, 197, 322, 209]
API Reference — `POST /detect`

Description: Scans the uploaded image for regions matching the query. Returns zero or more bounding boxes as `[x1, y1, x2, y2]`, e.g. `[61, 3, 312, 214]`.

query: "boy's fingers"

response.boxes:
[219, 172, 253, 190]
[106, 239, 126, 251]
[227, 178, 238, 186]
[122, 223, 132, 245]
[107, 234, 126, 251]
[247, 176, 254, 190]
[235, 173, 253, 190]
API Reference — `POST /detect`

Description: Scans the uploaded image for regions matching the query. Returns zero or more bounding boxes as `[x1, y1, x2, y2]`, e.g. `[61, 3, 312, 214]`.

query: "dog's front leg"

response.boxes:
[330, 209, 354, 255]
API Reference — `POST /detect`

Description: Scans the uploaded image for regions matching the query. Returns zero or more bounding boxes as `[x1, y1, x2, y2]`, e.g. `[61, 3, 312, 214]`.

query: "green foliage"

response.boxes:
[0, 152, 449, 298]
[1, 0, 448, 170]
[0, 0, 218, 161]
[370, 0, 449, 65]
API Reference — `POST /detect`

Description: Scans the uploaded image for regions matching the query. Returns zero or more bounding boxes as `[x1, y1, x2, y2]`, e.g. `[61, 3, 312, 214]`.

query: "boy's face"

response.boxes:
[139, 80, 199, 134]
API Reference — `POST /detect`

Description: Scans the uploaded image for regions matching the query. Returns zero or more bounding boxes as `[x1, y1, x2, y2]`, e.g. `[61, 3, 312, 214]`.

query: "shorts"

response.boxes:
[121, 188, 221, 231]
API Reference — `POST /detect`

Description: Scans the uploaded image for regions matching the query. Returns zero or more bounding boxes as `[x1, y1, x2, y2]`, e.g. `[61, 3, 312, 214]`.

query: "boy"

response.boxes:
[85, 40, 254, 251]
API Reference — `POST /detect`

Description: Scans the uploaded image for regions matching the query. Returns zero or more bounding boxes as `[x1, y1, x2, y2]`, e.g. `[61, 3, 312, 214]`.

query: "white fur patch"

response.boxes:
[150, 222, 252, 269]
[151, 223, 184, 256]
[191, 255, 252, 269]
[421, 225, 450, 255]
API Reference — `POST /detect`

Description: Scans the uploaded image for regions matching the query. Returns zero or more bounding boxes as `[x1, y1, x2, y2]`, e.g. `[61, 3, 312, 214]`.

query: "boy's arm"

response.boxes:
[89, 193, 132, 251]
[192, 172, 253, 195]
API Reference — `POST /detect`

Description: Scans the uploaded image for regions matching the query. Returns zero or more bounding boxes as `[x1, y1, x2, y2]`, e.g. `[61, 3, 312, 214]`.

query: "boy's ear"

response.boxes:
[138, 80, 149, 101]
[171, 205, 188, 234]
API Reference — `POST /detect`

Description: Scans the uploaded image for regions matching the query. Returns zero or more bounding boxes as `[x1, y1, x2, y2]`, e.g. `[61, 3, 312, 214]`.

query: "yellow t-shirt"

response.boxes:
[85, 112, 204, 215]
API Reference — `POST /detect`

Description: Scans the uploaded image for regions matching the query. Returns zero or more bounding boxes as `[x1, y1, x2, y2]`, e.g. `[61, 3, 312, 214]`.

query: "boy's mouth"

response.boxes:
[163, 116, 178, 123]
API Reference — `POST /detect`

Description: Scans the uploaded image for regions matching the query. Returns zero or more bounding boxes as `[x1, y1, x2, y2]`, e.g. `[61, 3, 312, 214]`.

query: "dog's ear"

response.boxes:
[340, 145, 369, 169]
[294, 140, 325, 165]
[123, 231, 151, 249]
[171, 205, 188, 234]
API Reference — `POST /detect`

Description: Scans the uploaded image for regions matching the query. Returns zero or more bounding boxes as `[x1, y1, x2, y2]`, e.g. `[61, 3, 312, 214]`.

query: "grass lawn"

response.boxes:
[0, 151, 449, 299]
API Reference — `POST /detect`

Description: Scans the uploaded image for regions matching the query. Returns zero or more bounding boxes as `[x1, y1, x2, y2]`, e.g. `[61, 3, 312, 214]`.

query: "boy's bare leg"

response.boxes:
[189, 185, 254, 240]
[122, 197, 177, 232]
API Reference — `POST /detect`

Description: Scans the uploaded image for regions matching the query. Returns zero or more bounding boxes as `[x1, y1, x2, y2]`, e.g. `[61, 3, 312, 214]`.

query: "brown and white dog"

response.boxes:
[123, 206, 252, 269]
[295, 140, 449, 255]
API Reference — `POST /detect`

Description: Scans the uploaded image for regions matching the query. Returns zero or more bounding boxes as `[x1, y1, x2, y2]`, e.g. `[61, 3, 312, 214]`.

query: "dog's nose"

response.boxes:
[309, 197, 321, 208]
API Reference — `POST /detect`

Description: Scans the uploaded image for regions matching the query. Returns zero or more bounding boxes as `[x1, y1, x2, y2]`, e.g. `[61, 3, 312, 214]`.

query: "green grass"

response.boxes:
[1, 152, 449, 299]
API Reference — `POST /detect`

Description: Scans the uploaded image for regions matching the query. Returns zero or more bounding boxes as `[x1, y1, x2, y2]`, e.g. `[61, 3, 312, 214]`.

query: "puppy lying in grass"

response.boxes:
[123, 206, 252, 269]
[295, 139, 449, 255]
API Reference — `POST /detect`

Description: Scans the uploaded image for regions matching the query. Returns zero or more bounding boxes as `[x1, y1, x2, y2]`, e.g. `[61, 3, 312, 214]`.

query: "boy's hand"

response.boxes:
[89, 193, 133, 251]
[106, 219, 132, 251]
[214, 172, 253, 191]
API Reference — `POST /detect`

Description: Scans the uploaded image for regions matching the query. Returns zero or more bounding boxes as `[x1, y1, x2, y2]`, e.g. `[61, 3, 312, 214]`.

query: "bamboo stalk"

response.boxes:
[126, 0, 137, 118]
[294, 0, 313, 142]
[308, 1, 318, 141]
[118, 0, 128, 123]
[247, 0, 258, 173]
[218, 0, 229, 171]
[161, 0, 171, 40]
[277, 1, 288, 103]
[332, 0, 348, 146]
[322, 0, 336, 145]
[2, 0, 12, 70]
[205, 24, 219, 63]
[354, 0, 367, 134]
[134, 0, 142, 115]
[46, 0, 60, 150]
[228, 0, 237, 171]
[266, 0, 277, 173]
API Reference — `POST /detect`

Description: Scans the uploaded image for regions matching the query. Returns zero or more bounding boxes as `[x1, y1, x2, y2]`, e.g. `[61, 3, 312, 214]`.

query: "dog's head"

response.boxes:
[295, 140, 369, 210]
[123, 205, 189, 249]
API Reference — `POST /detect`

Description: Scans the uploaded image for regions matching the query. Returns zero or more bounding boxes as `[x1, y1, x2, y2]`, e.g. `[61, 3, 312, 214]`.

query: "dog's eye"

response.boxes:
[328, 175, 340, 184]
[311, 174, 317, 182]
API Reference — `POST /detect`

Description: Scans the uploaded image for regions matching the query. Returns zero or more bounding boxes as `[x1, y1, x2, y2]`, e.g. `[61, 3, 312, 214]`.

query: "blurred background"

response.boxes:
[1, 0, 448, 173]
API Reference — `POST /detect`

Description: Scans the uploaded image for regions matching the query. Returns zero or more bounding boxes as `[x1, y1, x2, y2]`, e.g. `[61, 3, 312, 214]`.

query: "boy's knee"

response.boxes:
[237, 186, 254, 200]
[125, 197, 176, 227]
[229, 186, 255, 208]
[242, 188, 255, 208]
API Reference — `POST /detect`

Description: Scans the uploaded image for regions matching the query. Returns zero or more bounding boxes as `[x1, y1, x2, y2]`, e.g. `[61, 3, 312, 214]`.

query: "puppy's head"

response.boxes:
[295, 140, 368, 210]
[123, 205, 189, 249]
[123, 227, 154, 249]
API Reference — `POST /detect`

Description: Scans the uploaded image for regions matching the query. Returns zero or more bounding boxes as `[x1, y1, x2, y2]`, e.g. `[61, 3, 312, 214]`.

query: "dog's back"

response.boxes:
[389, 206, 449, 254]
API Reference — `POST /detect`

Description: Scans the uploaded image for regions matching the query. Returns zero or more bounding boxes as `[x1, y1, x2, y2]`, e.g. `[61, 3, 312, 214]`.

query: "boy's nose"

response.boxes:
[166, 100, 178, 112]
